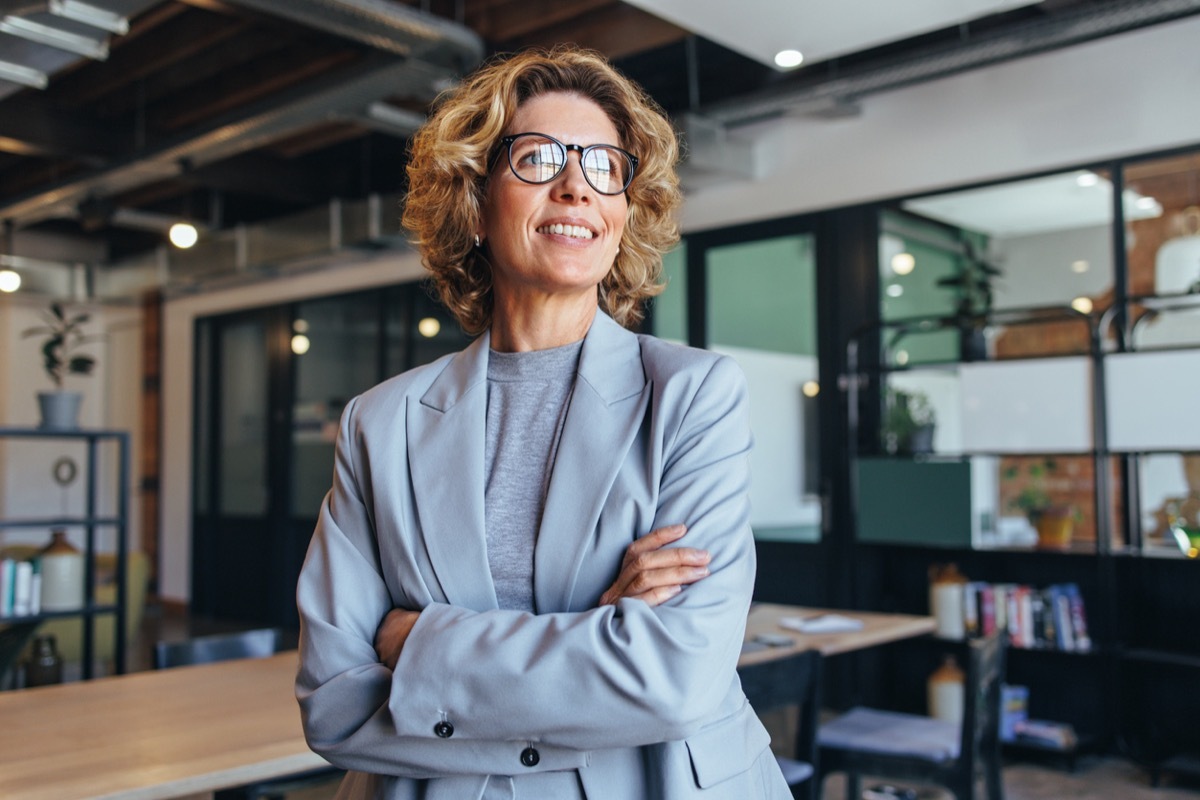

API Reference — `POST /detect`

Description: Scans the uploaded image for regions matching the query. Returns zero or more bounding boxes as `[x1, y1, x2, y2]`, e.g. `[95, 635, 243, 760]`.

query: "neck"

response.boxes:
[490, 294, 597, 352]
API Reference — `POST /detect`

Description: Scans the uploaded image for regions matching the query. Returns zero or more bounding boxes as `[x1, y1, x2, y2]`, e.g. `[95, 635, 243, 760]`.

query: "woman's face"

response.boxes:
[480, 92, 628, 310]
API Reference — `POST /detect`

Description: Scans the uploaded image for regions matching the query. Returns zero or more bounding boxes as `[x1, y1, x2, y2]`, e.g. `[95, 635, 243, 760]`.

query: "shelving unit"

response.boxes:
[0, 427, 130, 680]
[842, 296, 1200, 770]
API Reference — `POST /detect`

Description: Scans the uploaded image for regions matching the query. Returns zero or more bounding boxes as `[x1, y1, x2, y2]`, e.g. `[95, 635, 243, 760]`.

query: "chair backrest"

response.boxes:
[154, 627, 286, 669]
[960, 630, 1007, 770]
[739, 648, 824, 764]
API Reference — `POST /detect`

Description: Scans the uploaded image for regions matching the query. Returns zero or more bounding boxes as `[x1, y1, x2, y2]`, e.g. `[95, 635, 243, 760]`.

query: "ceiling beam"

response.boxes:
[500, 3, 687, 60]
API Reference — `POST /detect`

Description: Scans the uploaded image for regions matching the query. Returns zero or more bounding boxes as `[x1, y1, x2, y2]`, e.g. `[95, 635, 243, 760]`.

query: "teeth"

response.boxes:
[538, 224, 594, 240]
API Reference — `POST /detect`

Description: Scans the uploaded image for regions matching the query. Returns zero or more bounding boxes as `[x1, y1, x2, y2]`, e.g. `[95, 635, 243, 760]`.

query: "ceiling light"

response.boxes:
[0, 269, 20, 293]
[802, 380, 820, 398]
[1076, 172, 1099, 188]
[891, 252, 916, 275]
[1071, 297, 1094, 314]
[169, 222, 198, 249]
[1071, 260, 1089, 274]
[774, 49, 804, 69]
[291, 334, 311, 355]
[417, 317, 441, 338]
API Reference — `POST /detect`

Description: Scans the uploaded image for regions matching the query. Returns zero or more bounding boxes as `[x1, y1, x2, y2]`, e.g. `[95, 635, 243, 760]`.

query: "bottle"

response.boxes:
[928, 654, 965, 724]
[26, 634, 64, 686]
[929, 563, 968, 640]
[39, 529, 84, 611]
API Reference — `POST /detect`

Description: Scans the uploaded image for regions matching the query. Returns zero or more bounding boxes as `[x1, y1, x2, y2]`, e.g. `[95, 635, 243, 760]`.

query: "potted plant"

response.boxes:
[1004, 458, 1078, 549]
[936, 237, 1002, 362]
[881, 386, 936, 455]
[22, 302, 99, 429]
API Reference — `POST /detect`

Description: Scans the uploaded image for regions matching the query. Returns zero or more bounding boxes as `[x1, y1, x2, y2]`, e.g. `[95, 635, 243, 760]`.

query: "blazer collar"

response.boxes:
[411, 308, 649, 612]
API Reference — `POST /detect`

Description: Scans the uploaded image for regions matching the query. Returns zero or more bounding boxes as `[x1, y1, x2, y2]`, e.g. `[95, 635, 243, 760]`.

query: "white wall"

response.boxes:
[158, 251, 427, 602]
[0, 295, 141, 555]
[682, 17, 1200, 232]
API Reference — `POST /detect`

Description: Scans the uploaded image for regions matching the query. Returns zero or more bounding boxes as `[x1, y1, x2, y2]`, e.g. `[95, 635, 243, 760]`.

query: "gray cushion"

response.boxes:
[818, 707, 960, 762]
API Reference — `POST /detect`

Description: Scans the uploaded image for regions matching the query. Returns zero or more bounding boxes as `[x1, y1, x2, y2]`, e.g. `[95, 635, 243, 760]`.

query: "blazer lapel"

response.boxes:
[408, 331, 499, 610]
[534, 311, 650, 613]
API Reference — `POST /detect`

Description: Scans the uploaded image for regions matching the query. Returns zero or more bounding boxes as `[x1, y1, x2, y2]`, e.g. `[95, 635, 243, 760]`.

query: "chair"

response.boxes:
[155, 628, 341, 799]
[816, 631, 1007, 800]
[739, 649, 823, 800]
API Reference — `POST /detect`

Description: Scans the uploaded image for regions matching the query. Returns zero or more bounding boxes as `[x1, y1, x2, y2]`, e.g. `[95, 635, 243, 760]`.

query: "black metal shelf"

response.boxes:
[0, 428, 130, 680]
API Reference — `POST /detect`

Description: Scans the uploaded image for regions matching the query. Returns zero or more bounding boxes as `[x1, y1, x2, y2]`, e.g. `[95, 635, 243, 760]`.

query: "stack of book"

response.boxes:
[959, 581, 1091, 651]
[0, 556, 42, 618]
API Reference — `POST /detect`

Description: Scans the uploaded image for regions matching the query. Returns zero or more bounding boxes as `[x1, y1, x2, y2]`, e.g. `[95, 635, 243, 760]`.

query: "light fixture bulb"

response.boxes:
[891, 252, 916, 275]
[169, 222, 198, 249]
[291, 334, 311, 355]
[1071, 260, 1089, 274]
[895, 350, 910, 366]
[802, 380, 820, 398]
[417, 317, 441, 338]
[1076, 172, 1099, 188]
[1071, 296, 1094, 314]
[774, 49, 803, 69]
[0, 269, 20, 293]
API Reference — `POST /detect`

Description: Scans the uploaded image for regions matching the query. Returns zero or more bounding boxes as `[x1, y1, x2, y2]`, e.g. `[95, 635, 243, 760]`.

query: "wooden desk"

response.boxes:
[0, 608, 931, 799]
[739, 604, 935, 667]
[0, 651, 326, 800]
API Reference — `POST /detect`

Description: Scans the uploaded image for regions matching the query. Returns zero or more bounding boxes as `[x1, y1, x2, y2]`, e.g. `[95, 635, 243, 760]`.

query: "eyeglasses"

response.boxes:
[497, 132, 638, 195]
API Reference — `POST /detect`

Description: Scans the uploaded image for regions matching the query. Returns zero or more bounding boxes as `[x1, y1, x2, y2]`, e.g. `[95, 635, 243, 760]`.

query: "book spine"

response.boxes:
[1065, 583, 1092, 652]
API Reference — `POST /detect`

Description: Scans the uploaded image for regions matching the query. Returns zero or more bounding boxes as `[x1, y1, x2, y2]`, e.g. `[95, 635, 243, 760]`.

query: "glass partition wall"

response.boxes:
[867, 149, 1200, 557]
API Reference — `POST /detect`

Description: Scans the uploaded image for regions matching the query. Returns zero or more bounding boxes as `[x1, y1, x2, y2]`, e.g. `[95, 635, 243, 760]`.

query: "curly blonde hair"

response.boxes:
[402, 45, 682, 335]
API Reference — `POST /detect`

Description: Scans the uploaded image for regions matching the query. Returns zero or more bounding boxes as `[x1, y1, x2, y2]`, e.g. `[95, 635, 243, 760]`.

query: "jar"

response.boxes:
[929, 563, 968, 640]
[927, 654, 964, 724]
[39, 529, 85, 611]
[26, 634, 64, 686]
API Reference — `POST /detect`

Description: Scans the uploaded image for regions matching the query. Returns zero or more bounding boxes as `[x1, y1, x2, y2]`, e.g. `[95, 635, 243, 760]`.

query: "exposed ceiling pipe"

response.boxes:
[707, 0, 1200, 126]
[0, 0, 482, 229]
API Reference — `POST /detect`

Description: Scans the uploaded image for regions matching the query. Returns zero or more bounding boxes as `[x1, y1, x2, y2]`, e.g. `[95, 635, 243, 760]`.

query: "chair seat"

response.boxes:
[818, 707, 960, 762]
[775, 755, 815, 785]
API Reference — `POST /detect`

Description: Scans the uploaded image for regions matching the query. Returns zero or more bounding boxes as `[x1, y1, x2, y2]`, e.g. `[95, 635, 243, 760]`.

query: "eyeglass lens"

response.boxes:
[508, 134, 632, 194]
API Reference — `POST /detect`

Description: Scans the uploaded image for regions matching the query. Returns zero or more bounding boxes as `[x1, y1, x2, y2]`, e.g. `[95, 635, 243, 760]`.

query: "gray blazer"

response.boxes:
[296, 310, 791, 799]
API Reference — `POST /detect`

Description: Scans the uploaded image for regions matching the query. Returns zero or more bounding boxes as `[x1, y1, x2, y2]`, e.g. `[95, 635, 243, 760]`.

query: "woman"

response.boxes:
[295, 46, 790, 799]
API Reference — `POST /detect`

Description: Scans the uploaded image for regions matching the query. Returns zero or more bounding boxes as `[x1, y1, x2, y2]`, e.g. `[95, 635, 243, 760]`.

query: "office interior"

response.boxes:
[1, 1, 1199, 797]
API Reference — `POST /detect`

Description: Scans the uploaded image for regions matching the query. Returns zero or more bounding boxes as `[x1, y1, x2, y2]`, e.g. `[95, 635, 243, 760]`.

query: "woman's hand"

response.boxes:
[598, 524, 711, 607]
[375, 608, 421, 670]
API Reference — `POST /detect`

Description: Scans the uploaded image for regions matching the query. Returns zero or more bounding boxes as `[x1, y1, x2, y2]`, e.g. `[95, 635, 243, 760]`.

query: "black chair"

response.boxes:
[154, 627, 286, 669]
[816, 631, 1007, 800]
[154, 627, 341, 800]
[739, 649, 823, 800]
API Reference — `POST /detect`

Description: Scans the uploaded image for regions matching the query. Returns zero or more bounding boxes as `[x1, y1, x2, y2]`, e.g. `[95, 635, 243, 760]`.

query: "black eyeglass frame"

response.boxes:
[496, 132, 639, 195]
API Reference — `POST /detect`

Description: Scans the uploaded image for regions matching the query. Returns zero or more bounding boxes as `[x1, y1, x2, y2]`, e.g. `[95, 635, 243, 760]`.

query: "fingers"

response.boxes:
[620, 524, 688, 565]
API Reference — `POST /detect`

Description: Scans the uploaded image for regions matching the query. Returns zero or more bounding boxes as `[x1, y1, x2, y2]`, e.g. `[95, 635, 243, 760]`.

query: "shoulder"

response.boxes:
[636, 334, 746, 391]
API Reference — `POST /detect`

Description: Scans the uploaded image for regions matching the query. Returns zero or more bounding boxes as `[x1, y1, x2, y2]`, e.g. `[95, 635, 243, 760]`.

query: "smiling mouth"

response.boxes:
[536, 223, 595, 240]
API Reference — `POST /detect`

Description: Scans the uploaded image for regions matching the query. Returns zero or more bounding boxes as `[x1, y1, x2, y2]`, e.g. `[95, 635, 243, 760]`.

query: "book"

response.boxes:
[1063, 583, 1092, 652]
[1014, 718, 1078, 750]
[1000, 684, 1029, 742]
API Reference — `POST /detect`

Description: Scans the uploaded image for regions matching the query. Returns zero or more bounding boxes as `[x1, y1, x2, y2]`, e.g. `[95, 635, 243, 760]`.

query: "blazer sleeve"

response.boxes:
[386, 354, 756, 751]
[295, 396, 590, 778]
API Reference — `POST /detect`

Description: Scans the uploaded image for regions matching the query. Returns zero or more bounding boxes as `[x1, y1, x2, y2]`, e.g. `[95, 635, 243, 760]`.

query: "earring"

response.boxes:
[474, 234, 482, 248]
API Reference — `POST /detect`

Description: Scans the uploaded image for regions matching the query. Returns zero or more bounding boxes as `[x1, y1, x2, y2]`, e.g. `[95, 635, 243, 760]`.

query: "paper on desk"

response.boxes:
[779, 614, 865, 634]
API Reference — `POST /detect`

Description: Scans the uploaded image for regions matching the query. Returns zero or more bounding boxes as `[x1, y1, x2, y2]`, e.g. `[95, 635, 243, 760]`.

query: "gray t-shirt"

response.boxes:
[484, 339, 582, 612]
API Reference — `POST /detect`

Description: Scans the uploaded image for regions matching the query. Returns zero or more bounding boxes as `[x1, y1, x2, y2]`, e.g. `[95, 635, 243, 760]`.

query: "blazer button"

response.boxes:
[520, 746, 540, 767]
[433, 721, 454, 738]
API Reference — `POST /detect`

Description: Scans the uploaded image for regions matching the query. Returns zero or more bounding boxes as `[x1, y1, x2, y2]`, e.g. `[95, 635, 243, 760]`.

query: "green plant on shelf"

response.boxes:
[881, 386, 936, 455]
[1004, 458, 1080, 549]
[21, 302, 99, 389]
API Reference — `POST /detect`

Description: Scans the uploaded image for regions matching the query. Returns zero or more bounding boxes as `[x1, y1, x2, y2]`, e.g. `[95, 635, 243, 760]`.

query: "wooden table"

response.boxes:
[739, 603, 935, 667]
[0, 651, 326, 800]
[0, 607, 932, 800]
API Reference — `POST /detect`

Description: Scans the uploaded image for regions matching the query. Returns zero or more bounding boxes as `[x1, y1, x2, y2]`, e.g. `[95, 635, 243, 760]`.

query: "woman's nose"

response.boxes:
[551, 152, 592, 203]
